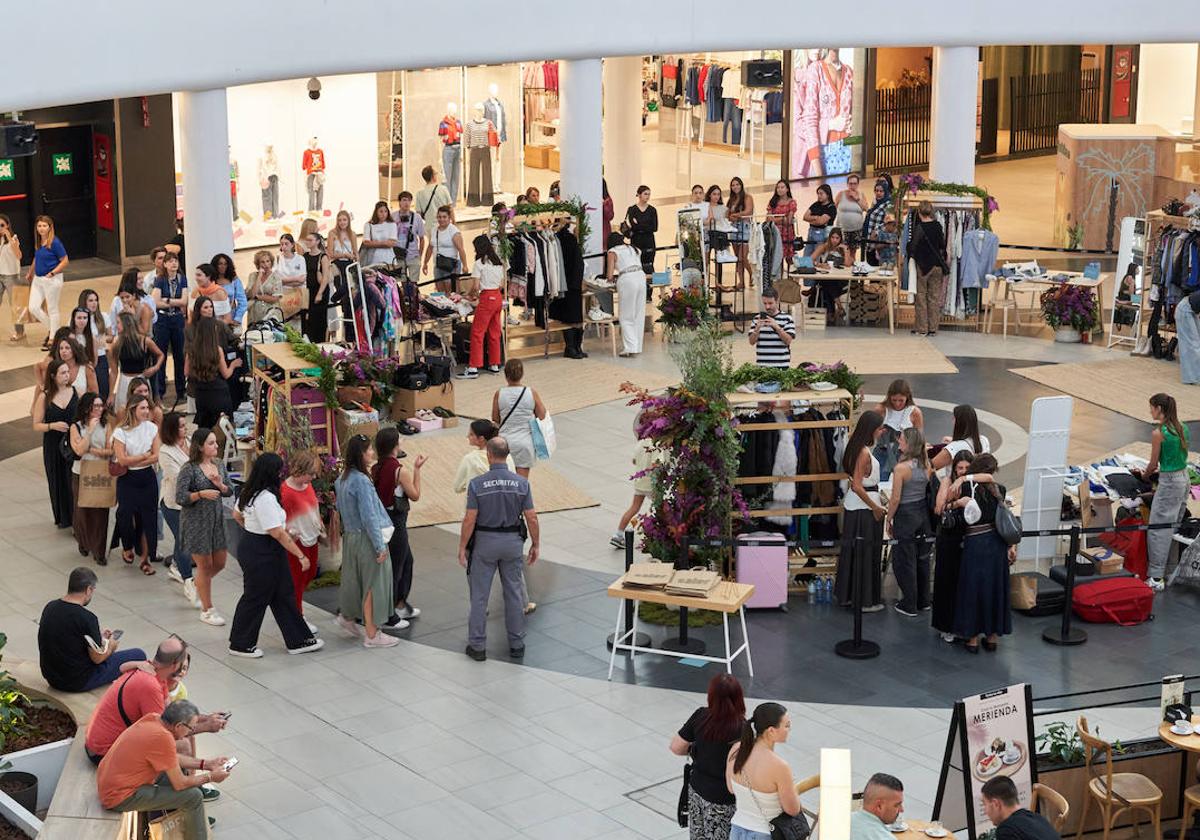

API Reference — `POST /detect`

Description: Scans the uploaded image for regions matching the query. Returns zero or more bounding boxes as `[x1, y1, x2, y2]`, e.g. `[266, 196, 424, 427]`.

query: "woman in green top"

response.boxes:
[1136, 393, 1190, 590]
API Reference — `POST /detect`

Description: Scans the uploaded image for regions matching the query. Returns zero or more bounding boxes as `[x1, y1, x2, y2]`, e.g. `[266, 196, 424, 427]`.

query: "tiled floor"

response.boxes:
[3, 289, 1196, 837]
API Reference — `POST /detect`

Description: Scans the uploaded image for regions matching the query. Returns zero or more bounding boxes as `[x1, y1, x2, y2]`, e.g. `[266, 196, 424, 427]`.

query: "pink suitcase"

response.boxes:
[736, 533, 789, 609]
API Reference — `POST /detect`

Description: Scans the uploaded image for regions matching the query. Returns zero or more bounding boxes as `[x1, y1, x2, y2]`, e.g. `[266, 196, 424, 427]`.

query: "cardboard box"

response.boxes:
[525, 144, 550, 169]
[1079, 545, 1124, 575]
[390, 381, 455, 421]
[335, 407, 380, 449]
[547, 148, 560, 171]
[406, 416, 443, 433]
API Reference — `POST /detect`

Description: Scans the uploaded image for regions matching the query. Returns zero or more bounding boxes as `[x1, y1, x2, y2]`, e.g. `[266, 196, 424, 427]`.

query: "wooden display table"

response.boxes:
[250, 341, 333, 454]
[799, 267, 898, 333]
[984, 270, 1111, 337]
[605, 577, 755, 679]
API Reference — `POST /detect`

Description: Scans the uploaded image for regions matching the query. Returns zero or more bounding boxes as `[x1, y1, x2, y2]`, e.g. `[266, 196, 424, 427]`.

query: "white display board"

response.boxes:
[1019, 395, 1073, 565]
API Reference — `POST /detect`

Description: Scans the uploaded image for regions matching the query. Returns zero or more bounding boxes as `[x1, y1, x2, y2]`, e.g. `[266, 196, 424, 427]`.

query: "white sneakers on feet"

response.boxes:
[363, 632, 400, 648]
[334, 614, 363, 638]
[182, 579, 200, 608]
[227, 646, 262, 658]
[200, 608, 226, 626]
[288, 638, 325, 655]
[166, 564, 184, 584]
[456, 367, 479, 380]
[1147, 577, 1166, 592]
[588, 305, 611, 321]
[396, 605, 421, 620]
[304, 618, 318, 634]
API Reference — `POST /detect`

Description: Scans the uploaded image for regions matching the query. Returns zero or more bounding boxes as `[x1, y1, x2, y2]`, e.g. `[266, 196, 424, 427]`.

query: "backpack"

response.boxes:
[1071, 577, 1154, 625]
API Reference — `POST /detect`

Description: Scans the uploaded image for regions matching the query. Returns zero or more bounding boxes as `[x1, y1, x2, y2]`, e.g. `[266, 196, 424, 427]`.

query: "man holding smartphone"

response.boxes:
[391, 190, 426, 281]
[748, 288, 795, 368]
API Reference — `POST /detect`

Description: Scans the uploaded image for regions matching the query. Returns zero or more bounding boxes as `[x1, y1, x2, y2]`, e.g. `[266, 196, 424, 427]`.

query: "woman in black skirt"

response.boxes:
[949, 454, 1014, 653]
[228, 453, 323, 658]
[300, 231, 331, 343]
[834, 410, 887, 610]
[33, 359, 78, 528]
[931, 450, 973, 643]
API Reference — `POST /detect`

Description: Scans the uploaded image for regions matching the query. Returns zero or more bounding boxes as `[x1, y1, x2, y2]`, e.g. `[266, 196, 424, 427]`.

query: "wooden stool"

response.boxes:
[1181, 785, 1200, 835]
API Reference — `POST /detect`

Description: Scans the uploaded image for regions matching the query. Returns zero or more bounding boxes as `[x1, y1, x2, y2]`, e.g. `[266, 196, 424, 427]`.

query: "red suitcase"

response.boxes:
[1071, 577, 1154, 625]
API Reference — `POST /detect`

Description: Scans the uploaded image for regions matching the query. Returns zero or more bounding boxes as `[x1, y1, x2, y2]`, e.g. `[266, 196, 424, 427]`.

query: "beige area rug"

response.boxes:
[1009, 356, 1200, 422]
[730, 334, 958, 375]
[395, 431, 597, 528]
[452, 358, 677, 419]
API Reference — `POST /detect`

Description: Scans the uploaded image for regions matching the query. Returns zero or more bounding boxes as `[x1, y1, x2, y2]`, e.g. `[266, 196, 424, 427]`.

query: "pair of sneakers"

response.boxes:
[588, 305, 612, 321]
[456, 365, 502, 380]
[229, 637, 324, 658]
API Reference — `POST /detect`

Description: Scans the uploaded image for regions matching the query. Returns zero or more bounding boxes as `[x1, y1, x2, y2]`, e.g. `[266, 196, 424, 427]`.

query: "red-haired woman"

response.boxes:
[670, 674, 747, 839]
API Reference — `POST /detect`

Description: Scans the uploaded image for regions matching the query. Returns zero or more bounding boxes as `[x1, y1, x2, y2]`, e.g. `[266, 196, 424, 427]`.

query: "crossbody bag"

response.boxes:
[435, 229, 457, 274]
[743, 772, 812, 840]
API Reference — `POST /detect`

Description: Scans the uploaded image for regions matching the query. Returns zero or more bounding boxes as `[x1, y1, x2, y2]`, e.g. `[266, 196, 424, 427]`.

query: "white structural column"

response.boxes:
[559, 59, 604, 266]
[177, 89, 235, 277]
[929, 47, 979, 185]
[603, 56, 643, 220]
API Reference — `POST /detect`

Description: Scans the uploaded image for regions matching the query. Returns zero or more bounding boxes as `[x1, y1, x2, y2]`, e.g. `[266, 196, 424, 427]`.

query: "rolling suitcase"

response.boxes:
[736, 533, 788, 609]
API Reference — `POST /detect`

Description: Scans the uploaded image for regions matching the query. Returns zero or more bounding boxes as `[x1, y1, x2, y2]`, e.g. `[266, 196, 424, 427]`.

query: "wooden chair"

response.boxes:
[1181, 785, 1200, 838]
[795, 773, 820, 821]
[1031, 782, 1070, 832]
[1076, 716, 1163, 840]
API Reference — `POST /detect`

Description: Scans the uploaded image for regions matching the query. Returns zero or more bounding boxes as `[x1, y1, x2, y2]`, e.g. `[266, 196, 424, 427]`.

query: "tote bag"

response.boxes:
[529, 413, 557, 460]
[78, 458, 117, 508]
[281, 286, 309, 319]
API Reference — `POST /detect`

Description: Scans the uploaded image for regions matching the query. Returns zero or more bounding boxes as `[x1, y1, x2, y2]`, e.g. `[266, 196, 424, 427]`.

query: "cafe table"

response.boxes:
[885, 818, 955, 840]
[1157, 715, 1200, 827]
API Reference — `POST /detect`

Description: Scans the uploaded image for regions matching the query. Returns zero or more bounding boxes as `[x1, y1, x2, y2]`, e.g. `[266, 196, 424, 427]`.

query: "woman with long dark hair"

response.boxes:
[228, 453, 323, 658]
[670, 674, 747, 839]
[727, 177, 754, 289]
[69, 391, 112, 563]
[373, 427, 426, 629]
[766, 180, 797, 263]
[188, 262, 233, 326]
[625, 185, 658, 281]
[186, 317, 240, 429]
[300, 232, 332, 342]
[1140, 393, 1191, 591]
[835, 410, 886, 610]
[33, 326, 96, 406]
[176, 427, 233, 626]
[886, 428, 932, 617]
[78, 289, 110, 398]
[949, 454, 1014, 652]
[68, 307, 98, 375]
[931, 450, 974, 643]
[725, 703, 801, 840]
[111, 394, 159, 575]
[210, 252, 247, 328]
[802, 183, 836, 256]
[930, 404, 990, 473]
[109, 310, 164, 410]
[33, 359, 78, 528]
[335, 434, 399, 648]
[159, 412, 197, 602]
[457, 234, 505, 378]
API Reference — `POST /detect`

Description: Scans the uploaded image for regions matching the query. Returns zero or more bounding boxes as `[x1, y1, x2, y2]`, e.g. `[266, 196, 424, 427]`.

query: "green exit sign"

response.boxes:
[0, 159, 12, 182]
[52, 153, 73, 175]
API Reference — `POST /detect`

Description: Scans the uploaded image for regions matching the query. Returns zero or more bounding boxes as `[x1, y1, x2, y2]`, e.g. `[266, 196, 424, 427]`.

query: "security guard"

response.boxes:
[458, 436, 540, 661]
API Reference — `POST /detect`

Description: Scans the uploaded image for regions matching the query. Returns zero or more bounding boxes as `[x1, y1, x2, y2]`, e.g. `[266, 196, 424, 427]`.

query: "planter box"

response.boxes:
[1035, 739, 1182, 835]
[0, 736, 72, 837]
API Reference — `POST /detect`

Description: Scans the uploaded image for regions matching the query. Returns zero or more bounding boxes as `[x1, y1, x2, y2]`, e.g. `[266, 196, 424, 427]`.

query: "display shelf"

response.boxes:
[895, 190, 985, 332]
[1137, 209, 1196, 342]
[250, 341, 333, 455]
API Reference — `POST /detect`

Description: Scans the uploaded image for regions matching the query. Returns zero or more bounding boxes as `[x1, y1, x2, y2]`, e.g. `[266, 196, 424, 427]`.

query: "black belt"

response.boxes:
[475, 524, 522, 533]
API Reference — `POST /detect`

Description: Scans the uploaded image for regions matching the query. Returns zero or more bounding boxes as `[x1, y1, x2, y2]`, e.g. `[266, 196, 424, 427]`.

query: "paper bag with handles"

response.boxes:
[280, 286, 309, 320]
[1010, 574, 1038, 611]
[77, 457, 117, 508]
[624, 562, 674, 589]
[664, 567, 722, 597]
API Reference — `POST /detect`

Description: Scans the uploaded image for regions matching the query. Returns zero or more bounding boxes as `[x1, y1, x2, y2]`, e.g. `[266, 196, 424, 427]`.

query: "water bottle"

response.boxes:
[822, 577, 833, 604]
[807, 580, 816, 604]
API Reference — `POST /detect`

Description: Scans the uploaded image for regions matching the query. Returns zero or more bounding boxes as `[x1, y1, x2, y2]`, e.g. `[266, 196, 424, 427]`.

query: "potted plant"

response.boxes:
[657, 286, 711, 333]
[680, 233, 704, 288]
[1040, 284, 1099, 343]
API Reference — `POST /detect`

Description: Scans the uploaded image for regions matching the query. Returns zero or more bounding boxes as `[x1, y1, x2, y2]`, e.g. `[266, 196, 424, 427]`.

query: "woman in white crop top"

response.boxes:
[726, 702, 801, 839]
[876, 378, 924, 431]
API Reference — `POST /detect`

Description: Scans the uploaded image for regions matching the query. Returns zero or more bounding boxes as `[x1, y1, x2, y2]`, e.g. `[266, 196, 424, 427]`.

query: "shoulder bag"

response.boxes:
[744, 772, 812, 840]
[676, 760, 691, 827]
[434, 229, 457, 274]
[60, 423, 81, 463]
[991, 484, 1023, 546]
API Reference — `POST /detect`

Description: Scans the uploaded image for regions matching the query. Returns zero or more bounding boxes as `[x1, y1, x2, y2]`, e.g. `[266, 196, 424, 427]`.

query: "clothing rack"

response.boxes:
[727, 388, 855, 590]
[1138, 209, 1198, 343]
[896, 190, 986, 331]
[504, 216, 584, 360]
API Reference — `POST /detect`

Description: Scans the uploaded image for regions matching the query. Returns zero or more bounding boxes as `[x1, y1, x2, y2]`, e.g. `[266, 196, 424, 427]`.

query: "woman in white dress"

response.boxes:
[606, 232, 647, 357]
[491, 358, 546, 478]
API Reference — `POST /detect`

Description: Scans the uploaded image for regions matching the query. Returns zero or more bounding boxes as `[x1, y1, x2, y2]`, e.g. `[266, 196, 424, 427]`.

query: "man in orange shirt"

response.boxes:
[97, 700, 231, 839]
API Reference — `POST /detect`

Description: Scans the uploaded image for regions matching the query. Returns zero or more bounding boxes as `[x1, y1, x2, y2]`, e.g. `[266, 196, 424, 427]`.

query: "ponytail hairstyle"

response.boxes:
[1150, 393, 1188, 447]
[842, 410, 883, 475]
[951, 404, 983, 455]
[901, 427, 928, 468]
[732, 702, 788, 775]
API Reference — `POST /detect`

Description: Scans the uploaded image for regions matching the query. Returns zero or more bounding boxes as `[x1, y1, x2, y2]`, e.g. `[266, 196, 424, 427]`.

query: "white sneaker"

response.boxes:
[940, 632, 957, 643]
[228, 646, 262, 658]
[363, 631, 400, 648]
[861, 603, 885, 613]
[335, 614, 363, 638]
[304, 618, 318, 634]
[166, 564, 184, 584]
[288, 638, 325, 655]
[588, 305, 611, 321]
[610, 532, 626, 549]
[200, 608, 226, 627]
[182, 579, 200, 608]
[507, 315, 521, 326]
[396, 605, 421, 620]
[455, 367, 479, 380]
[1147, 577, 1166, 592]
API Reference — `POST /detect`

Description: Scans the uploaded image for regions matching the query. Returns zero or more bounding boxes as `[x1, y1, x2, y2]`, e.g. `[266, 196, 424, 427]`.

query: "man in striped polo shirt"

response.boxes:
[749, 289, 795, 367]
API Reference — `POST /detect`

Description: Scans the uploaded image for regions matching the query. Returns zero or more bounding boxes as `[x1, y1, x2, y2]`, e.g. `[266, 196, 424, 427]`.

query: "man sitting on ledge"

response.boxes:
[38, 567, 146, 692]
[97, 700, 232, 839]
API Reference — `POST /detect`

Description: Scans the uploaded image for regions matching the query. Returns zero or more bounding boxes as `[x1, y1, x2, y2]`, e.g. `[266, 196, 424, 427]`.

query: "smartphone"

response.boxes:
[221, 757, 238, 772]
[217, 712, 232, 720]
[110, 629, 124, 641]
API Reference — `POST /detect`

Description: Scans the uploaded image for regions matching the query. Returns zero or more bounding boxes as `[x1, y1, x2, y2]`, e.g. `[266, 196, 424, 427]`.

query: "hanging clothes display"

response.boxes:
[898, 206, 984, 321]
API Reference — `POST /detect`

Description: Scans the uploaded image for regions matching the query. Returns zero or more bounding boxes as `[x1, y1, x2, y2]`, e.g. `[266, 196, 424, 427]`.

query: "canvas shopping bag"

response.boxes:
[624, 562, 674, 589]
[1010, 574, 1038, 611]
[77, 458, 117, 508]
[664, 567, 722, 596]
[280, 286, 309, 320]
[147, 809, 189, 840]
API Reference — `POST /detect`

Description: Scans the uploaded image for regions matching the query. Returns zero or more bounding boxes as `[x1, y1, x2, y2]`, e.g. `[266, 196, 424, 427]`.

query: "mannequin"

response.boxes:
[302, 136, 326, 211]
[483, 83, 506, 193]
[465, 103, 495, 208]
[438, 103, 463, 206]
[229, 147, 239, 221]
[258, 144, 280, 219]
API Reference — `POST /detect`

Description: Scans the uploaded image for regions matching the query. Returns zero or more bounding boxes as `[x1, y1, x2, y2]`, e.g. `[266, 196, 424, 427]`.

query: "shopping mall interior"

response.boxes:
[2, 10, 1200, 840]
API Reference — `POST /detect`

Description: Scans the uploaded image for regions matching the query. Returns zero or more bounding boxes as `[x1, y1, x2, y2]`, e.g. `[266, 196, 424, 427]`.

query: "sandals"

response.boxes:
[139, 557, 156, 576]
[8, 333, 22, 342]
[122, 550, 135, 565]
[431, 406, 455, 419]
[415, 409, 436, 422]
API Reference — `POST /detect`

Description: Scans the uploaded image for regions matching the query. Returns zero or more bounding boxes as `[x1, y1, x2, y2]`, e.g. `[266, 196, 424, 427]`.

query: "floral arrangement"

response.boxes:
[892, 173, 999, 230]
[327, 346, 400, 411]
[284, 327, 339, 407]
[657, 286, 711, 329]
[1040, 283, 1099, 333]
[494, 196, 592, 261]
[728, 361, 863, 402]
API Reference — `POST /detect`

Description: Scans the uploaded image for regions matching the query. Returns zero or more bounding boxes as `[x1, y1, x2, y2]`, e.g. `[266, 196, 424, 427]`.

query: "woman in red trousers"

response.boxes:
[279, 450, 323, 632]
[456, 235, 505, 380]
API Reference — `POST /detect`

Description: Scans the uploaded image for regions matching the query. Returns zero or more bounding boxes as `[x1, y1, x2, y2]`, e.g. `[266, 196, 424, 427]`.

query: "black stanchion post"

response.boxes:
[608, 529, 652, 650]
[1043, 524, 1088, 646]
[835, 535, 880, 659]
[661, 538, 706, 655]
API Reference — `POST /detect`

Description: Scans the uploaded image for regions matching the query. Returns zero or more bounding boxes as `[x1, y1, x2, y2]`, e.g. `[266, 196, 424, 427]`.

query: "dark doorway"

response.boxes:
[0, 154, 34, 260]
[35, 126, 96, 261]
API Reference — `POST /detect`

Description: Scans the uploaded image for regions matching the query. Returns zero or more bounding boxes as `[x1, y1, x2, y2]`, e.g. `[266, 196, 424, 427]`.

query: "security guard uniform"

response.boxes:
[465, 463, 533, 651]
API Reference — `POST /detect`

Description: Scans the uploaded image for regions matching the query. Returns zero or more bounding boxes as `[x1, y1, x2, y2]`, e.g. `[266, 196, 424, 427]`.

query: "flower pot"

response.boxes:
[1054, 327, 1081, 343]
[0, 772, 37, 817]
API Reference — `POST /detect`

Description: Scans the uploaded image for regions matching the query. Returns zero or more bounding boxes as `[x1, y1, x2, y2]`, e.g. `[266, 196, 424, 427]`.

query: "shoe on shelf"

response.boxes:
[363, 631, 400, 648]
[200, 609, 226, 626]
[182, 579, 200, 608]
[287, 638, 325, 655]
[227, 646, 262, 658]
[893, 604, 919, 618]
[465, 645, 487, 661]
[610, 532, 626, 549]
[588, 305, 611, 321]
[304, 618, 318, 634]
[396, 604, 421, 620]
[335, 614, 363, 638]
[1147, 577, 1166, 592]
[166, 564, 184, 584]
[456, 367, 479, 380]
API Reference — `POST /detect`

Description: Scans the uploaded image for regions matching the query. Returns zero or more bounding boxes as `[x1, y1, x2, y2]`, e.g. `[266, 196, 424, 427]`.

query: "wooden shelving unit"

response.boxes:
[250, 341, 333, 455]
[728, 387, 855, 591]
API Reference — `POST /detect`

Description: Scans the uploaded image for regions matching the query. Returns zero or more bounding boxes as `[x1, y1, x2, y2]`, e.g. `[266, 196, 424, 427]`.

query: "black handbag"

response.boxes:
[417, 354, 453, 386]
[745, 774, 811, 840]
[434, 229, 457, 274]
[676, 762, 691, 827]
[59, 425, 80, 463]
